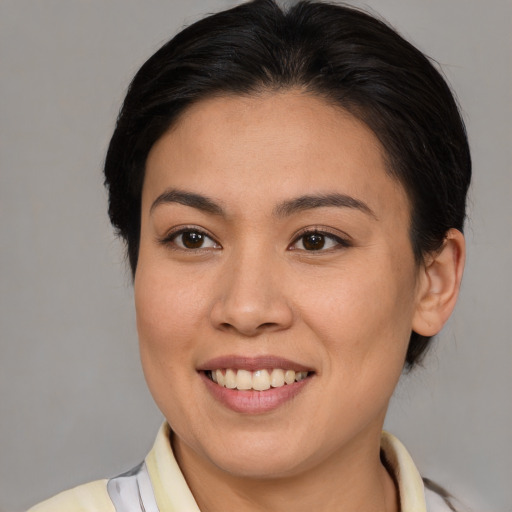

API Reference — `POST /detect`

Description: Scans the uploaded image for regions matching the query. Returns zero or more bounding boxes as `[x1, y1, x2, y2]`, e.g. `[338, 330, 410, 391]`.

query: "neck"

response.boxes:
[172, 427, 399, 512]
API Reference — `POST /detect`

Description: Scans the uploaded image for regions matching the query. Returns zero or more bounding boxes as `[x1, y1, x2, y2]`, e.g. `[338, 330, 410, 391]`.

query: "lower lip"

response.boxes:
[200, 372, 311, 414]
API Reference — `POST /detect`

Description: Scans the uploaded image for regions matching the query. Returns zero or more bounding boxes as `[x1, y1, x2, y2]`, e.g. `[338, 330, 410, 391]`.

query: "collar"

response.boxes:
[144, 423, 429, 512]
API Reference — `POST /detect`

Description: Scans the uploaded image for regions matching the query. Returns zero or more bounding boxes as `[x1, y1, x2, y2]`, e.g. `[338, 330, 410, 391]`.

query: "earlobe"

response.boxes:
[412, 229, 466, 337]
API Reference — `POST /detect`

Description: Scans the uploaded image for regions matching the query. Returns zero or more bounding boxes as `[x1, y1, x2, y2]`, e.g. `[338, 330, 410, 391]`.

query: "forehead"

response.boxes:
[144, 91, 409, 219]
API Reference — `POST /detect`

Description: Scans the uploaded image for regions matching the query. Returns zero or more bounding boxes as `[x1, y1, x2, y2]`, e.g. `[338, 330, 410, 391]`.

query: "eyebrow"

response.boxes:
[273, 193, 377, 219]
[150, 189, 225, 216]
[150, 188, 376, 219]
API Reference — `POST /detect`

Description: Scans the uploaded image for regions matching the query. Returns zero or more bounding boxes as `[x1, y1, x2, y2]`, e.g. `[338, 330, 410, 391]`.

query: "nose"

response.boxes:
[209, 249, 294, 337]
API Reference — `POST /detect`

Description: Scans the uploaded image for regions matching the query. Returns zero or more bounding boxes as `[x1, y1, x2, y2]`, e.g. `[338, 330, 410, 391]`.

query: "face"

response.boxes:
[135, 91, 423, 478]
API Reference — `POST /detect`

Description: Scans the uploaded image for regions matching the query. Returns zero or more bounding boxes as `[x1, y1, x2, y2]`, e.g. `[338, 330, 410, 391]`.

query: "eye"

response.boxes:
[164, 228, 220, 250]
[290, 230, 349, 251]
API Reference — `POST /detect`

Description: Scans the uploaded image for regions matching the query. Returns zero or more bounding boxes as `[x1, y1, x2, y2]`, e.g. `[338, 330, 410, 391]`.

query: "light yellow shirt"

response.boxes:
[28, 423, 452, 512]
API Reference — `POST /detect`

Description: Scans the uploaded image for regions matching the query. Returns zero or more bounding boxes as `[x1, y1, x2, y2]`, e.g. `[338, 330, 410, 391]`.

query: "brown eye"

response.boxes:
[302, 233, 326, 250]
[169, 229, 220, 250]
[290, 230, 349, 252]
[181, 231, 205, 248]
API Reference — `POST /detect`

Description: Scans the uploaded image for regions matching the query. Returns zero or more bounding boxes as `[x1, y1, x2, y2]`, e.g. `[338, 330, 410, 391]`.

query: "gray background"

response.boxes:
[0, 1, 510, 511]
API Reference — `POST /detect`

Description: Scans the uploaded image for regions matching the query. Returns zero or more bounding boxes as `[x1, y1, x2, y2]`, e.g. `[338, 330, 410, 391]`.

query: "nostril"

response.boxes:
[218, 321, 281, 336]
[258, 322, 279, 330]
[210, 293, 294, 336]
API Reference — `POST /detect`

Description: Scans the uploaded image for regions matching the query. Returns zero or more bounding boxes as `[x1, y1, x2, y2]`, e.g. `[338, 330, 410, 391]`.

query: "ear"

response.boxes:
[412, 229, 466, 337]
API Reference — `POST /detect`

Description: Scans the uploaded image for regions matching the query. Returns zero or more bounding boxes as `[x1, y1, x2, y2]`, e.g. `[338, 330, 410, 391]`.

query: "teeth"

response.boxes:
[252, 370, 271, 391]
[270, 368, 285, 388]
[284, 370, 295, 385]
[295, 371, 308, 382]
[225, 368, 237, 389]
[208, 368, 309, 391]
[236, 369, 253, 390]
[215, 369, 225, 387]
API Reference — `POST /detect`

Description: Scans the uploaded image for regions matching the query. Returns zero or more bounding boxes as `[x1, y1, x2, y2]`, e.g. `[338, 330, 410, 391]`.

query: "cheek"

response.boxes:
[134, 264, 209, 369]
[134, 265, 210, 423]
[136, 259, 208, 325]
[299, 254, 417, 369]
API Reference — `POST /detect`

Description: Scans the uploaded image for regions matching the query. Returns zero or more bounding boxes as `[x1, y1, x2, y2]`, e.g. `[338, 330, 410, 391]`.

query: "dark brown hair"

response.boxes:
[104, 0, 471, 369]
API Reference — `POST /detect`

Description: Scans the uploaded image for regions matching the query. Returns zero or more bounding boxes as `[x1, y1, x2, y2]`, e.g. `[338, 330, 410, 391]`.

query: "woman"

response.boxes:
[28, 0, 470, 511]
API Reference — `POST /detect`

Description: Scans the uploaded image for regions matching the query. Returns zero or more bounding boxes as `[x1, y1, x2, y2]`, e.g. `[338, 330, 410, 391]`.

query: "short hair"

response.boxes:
[104, 0, 471, 369]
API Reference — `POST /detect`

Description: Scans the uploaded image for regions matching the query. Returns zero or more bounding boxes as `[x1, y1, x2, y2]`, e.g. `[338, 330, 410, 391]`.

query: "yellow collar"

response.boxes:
[145, 423, 431, 512]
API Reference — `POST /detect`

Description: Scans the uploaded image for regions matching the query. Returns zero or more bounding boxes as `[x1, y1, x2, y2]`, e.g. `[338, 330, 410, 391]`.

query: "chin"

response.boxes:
[193, 429, 319, 479]
[212, 450, 308, 480]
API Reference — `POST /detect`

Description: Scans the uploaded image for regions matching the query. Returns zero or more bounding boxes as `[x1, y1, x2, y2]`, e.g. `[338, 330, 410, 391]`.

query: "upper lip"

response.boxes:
[197, 355, 314, 373]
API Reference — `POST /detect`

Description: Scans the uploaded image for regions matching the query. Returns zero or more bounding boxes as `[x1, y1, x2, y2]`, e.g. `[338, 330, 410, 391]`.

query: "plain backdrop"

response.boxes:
[1, 1, 510, 511]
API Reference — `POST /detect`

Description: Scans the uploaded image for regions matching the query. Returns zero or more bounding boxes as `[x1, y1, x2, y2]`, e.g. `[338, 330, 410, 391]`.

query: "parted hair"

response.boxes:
[104, 0, 471, 369]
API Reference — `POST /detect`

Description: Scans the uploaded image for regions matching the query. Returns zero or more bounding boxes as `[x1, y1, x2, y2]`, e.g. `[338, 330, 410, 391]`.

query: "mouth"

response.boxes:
[198, 356, 315, 413]
[205, 368, 311, 391]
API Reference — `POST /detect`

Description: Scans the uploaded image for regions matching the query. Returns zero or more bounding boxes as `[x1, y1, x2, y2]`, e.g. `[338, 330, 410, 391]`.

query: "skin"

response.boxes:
[135, 91, 464, 512]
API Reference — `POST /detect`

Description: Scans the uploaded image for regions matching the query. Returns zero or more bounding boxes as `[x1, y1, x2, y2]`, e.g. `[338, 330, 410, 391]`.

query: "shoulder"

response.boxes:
[27, 479, 115, 512]
[380, 432, 465, 512]
[425, 486, 457, 512]
[424, 478, 469, 512]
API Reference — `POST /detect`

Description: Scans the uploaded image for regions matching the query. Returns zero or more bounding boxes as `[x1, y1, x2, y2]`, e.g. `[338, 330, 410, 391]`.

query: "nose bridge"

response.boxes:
[211, 240, 292, 336]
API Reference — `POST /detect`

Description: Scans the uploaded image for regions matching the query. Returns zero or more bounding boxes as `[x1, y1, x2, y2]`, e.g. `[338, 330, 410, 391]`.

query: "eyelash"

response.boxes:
[159, 226, 221, 251]
[159, 226, 351, 252]
[289, 228, 352, 252]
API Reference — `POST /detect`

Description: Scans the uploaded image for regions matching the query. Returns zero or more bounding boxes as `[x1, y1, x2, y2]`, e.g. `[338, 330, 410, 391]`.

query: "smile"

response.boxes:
[207, 369, 310, 391]
[199, 356, 314, 412]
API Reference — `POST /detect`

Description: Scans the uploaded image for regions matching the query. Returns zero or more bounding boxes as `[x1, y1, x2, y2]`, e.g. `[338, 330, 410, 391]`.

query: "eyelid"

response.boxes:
[158, 225, 221, 250]
[288, 226, 352, 251]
